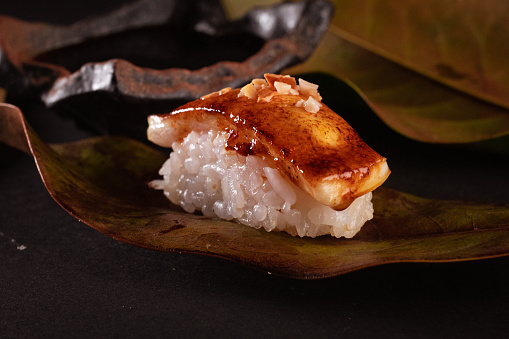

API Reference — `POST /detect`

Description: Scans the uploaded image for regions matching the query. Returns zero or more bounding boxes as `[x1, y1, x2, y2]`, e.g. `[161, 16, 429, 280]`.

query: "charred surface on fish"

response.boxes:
[148, 75, 390, 210]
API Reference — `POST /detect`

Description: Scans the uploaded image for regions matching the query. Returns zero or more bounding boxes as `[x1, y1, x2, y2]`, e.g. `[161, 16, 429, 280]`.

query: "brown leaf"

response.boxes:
[238, 0, 509, 143]
[1, 103, 508, 279]
[328, 0, 509, 110]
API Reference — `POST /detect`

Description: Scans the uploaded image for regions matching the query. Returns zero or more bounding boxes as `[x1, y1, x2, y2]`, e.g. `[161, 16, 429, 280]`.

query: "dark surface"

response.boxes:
[1, 1, 509, 338]
[0, 0, 332, 141]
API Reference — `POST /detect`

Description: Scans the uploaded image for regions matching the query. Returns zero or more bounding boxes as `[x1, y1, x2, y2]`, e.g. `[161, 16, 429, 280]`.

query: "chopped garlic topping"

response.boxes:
[201, 87, 231, 99]
[252, 78, 268, 88]
[229, 74, 324, 112]
[303, 96, 322, 113]
[219, 87, 232, 95]
[258, 89, 276, 102]
[238, 83, 257, 99]
[299, 79, 317, 92]
[299, 78, 322, 102]
[274, 81, 292, 94]
[265, 73, 297, 89]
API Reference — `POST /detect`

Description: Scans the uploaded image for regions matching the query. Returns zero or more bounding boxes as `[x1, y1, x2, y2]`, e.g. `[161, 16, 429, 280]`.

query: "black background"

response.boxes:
[1, 1, 509, 337]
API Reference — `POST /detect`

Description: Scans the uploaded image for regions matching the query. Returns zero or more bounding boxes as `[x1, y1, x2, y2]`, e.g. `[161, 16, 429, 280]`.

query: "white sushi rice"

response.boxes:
[151, 130, 374, 238]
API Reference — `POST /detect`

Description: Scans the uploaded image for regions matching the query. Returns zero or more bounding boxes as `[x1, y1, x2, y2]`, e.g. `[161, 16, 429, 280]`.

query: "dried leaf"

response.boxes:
[288, 33, 509, 143]
[1, 103, 508, 279]
[223, 0, 509, 143]
[328, 0, 509, 110]
[288, 0, 509, 143]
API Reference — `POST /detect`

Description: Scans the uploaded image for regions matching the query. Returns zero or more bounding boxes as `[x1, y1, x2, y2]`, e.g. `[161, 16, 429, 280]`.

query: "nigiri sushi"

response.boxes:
[147, 74, 390, 238]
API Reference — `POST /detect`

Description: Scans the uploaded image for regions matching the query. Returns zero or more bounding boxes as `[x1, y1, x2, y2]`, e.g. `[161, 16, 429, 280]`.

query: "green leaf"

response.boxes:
[289, 0, 509, 143]
[2, 103, 509, 279]
[223, 0, 509, 143]
[288, 32, 509, 143]
[327, 0, 509, 110]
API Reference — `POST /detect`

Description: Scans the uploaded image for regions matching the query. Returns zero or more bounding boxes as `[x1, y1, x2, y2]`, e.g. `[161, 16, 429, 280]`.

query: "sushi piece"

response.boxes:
[147, 74, 390, 238]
